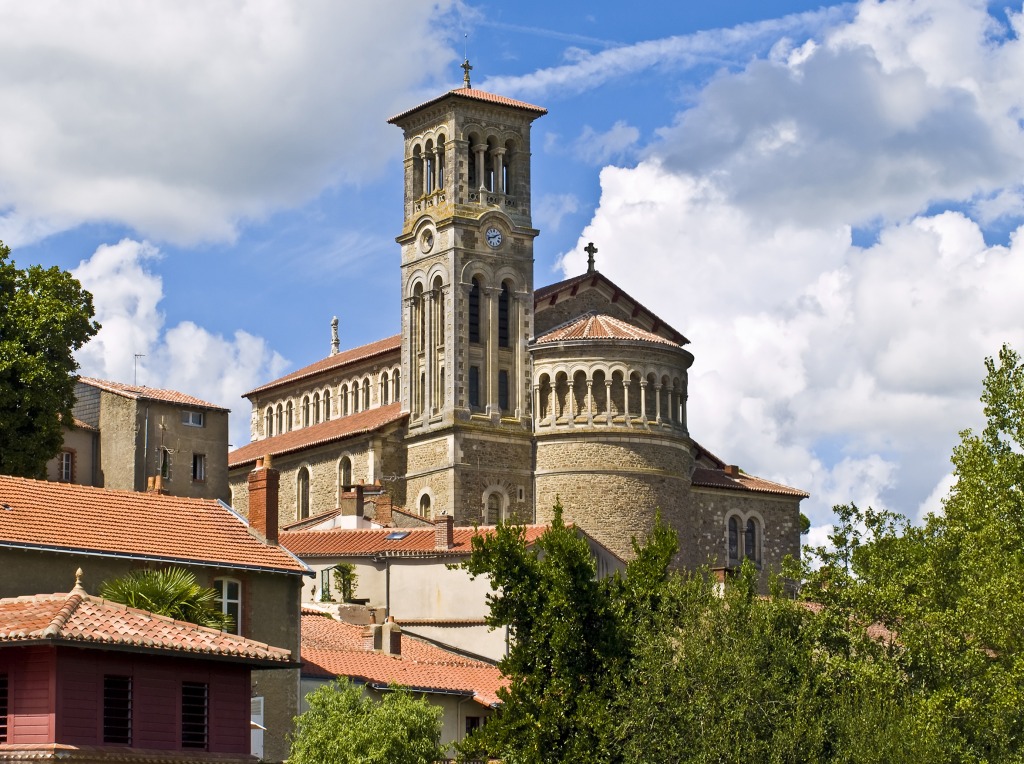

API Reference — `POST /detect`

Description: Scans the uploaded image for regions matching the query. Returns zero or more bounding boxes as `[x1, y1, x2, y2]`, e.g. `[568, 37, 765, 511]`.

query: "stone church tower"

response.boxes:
[386, 67, 547, 525]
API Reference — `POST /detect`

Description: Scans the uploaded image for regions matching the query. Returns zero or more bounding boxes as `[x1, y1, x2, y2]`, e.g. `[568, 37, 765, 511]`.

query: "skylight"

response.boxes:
[385, 531, 410, 541]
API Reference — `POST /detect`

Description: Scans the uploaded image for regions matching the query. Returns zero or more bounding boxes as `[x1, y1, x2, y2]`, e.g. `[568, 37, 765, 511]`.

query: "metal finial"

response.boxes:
[331, 316, 340, 355]
[584, 242, 598, 274]
[462, 58, 473, 89]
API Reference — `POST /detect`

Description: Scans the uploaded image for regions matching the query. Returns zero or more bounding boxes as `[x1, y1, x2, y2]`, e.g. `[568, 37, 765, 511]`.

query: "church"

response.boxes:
[227, 65, 807, 574]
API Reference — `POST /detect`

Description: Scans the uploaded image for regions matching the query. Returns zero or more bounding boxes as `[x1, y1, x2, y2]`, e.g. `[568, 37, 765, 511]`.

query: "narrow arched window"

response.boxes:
[745, 519, 758, 562]
[498, 370, 509, 413]
[324, 389, 332, 421]
[419, 494, 431, 517]
[469, 366, 480, 410]
[276, 404, 283, 434]
[297, 467, 310, 519]
[302, 396, 311, 427]
[341, 385, 349, 416]
[393, 370, 401, 402]
[486, 493, 501, 524]
[313, 393, 321, 425]
[339, 457, 352, 491]
[286, 401, 293, 431]
[265, 408, 273, 438]
[381, 372, 390, 405]
[469, 278, 481, 344]
[362, 379, 370, 409]
[498, 282, 510, 347]
[728, 517, 739, 563]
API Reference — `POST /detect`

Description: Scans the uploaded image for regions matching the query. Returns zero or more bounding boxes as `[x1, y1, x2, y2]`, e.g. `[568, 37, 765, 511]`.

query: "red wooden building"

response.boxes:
[0, 572, 295, 763]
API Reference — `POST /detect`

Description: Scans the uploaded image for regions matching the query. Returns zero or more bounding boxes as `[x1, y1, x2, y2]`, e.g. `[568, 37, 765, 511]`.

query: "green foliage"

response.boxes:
[332, 563, 358, 602]
[290, 678, 445, 764]
[99, 566, 233, 631]
[0, 241, 100, 477]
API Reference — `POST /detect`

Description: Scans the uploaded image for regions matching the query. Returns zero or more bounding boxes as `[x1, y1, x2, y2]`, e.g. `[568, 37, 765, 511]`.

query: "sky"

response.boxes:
[3, 0, 1024, 545]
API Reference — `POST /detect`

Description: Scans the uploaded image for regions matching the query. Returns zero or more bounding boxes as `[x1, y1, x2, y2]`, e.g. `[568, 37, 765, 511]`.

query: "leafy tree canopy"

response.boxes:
[290, 678, 445, 764]
[0, 241, 99, 477]
[100, 566, 233, 631]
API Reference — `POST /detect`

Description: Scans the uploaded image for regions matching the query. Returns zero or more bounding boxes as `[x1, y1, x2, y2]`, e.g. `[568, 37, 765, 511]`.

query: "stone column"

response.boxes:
[606, 380, 613, 425]
[623, 378, 630, 422]
[424, 292, 434, 416]
[492, 148, 506, 194]
[473, 144, 487, 192]
[655, 384, 662, 425]
[640, 379, 647, 423]
[486, 287, 498, 415]
[586, 379, 594, 425]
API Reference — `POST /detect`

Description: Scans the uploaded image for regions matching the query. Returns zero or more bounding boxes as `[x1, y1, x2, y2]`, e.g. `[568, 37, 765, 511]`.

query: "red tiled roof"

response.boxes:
[281, 524, 550, 558]
[691, 467, 809, 498]
[388, 87, 547, 124]
[243, 335, 401, 398]
[301, 614, 505, 707]
[0, 476, 308, 574]
[534, 311, 682, 348]
[77, 377, 228, 411]
[0, 588, 294, 666]
[534, 271, 689, 346]
[71, 417, 98, 432]
[229, 404, 407, 468]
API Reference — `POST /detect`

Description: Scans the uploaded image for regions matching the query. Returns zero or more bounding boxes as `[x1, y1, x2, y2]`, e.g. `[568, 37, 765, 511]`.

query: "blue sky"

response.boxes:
[3, 0, 1024, 543]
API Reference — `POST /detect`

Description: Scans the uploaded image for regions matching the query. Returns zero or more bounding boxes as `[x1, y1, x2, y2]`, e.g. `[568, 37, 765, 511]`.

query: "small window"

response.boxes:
[324, 389, 332, 421]
[0, 673, 8, 743]
[103, 675, 132, 745]
[181, 410, 205, 427]
[362, 379, 371, 410]
[313, 392, 321, 424]
[498, 282, 510, 347]
[466, 715, 482, 735]
[265, 408, 273, 437]
[339, 457, 352, 491]
[286, 401, 293, 431]
[59, 451, 74, 482]
[728, 517, 739, 563]
[468, 366, 480, 409]
[469, 278, 481, 344]
[159, 448, 172, 481]
[298, 467, 310, 519]
[214, 578, 241, 635]
[181, 682, 209, 750]
[302, 396, 311, 427]
[192, 453, 206, 482]
[486, 493, 501, 524]
[745, 519, 759, 562]
[419, 494, 431, 517]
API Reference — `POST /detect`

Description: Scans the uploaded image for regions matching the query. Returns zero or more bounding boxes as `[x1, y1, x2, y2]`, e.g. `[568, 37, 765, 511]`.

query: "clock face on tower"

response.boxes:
[485, 227, 503, 249]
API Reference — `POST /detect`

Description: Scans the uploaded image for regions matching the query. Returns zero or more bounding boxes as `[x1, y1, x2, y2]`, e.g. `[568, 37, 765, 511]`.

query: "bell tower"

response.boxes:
[388, 64, 547, 524]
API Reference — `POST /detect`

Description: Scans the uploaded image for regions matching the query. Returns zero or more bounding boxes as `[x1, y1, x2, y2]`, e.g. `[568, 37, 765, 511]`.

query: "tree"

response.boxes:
[289, 678, 445, 764]
[100, 567, 233, 631]
[332, 563, 358, 602]
[0, 241, 99, 477]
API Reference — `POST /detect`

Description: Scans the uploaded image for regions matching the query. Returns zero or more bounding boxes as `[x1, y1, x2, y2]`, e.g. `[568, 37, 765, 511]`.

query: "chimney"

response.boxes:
[362, 610, 383, 651]
[434, 512, 454, 550]
[723, 465, 740, 478]
[355, 484, 365, 518]
[382, 615, 402, 656]
[248, 455, 280, 544]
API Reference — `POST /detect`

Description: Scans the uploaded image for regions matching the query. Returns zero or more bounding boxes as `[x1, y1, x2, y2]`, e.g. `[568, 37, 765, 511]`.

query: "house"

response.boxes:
[0, 571, 295, 763]
[282, 513, 625, 661]
[0, 474, 310, 763]
[53, 377, 231, 502]
[299, 611, 504, 754]
[227, 65, 808, 586]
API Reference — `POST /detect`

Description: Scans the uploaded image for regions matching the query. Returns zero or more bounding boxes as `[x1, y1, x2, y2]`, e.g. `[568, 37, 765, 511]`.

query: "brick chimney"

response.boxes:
[362, 610, 383, 651]
[248, 455, 279, 545]
[355, 484, 364, 518]
[434, 512, 454, 550]
[382, 615, 402, 656]
[723, 464, 741, 478]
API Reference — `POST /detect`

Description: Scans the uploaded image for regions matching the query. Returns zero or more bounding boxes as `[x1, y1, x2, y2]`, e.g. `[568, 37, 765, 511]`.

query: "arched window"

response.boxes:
[352, 383, 359, 413]
[286, 401, 293, 431]
[324, 389, 332, 421]
[498, 282, 510, 347]
[265, 408, 273, 438]
[362, 379, 370, 410]
[436, 134, 445, 190]
[414, 283, 425, 352]
[419, 493, 431, 517]
[745, 519, 759, 562]
[341, 385, 349, 416]
[313, 393, 321, 425]
[486, 492, 502, 524]
[393, 370, 401, 402]
[498, 369, 509, 413]
[728, 517, 739, 564]
[213, 578, 241, 635]
[381, 372, 390, 405]
[276, 404, 283, 433]
[339, 457, 352, 491]
[469, 366, 480, 410]
[469, 278, 481, 344]
[297, 467, 310, 519]
[302, 396, 311, 427]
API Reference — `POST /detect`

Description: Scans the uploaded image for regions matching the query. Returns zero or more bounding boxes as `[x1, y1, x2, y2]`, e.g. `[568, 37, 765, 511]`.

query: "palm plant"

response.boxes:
[100, 566, 234, 631]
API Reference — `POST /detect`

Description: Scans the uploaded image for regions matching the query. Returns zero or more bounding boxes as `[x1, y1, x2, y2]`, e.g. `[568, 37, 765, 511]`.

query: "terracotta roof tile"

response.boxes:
[243, 335, 401, 398]
[534, 311, 681, 348]
[388, 88, 547, 124]
[0, 476, 308, 574]
[281, 524, 550, 558]
[71, 417, 98, 432]
[301, 615, 505, 707]
[78, 377, 228, 411]
[0, 589, 294, 665]
[534, 271, 689, 345]
[229, 404, 406, 468]
[691, 467, 809, 498]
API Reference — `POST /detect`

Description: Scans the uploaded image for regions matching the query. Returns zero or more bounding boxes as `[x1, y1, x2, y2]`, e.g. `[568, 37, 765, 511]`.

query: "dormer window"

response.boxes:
[181, 410, 204, 427]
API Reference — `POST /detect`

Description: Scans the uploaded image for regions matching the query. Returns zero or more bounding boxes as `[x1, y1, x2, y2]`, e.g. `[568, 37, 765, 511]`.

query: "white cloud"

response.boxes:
[574, 121, 640, 165]
[534, 193, 581, 232]
[555, 0, 1024, 527]
[0, 1, 457, 246]
[73, 239, 287, 447]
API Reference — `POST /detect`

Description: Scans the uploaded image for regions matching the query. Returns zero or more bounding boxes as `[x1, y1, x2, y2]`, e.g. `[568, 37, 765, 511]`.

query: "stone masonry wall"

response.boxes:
[534, 287, 634, 335]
